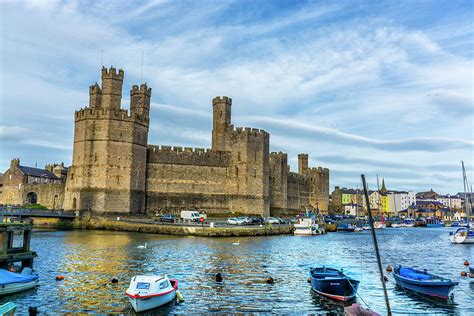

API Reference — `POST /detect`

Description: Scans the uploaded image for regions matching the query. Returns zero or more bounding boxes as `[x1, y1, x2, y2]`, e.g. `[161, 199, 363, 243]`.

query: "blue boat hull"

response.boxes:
[393, 267, 458, 299]
[310, 268, 359, 301]
[427, 224, 444, 227]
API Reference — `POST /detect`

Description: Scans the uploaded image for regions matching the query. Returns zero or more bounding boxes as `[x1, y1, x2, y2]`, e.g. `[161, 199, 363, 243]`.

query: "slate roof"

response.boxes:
[19, 166, 59, 180]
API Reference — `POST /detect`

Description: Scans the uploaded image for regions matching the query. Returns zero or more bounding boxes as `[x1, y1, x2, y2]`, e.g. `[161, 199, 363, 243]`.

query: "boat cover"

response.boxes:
[0, 269, 38, 285]
[399, 268, 431, 281]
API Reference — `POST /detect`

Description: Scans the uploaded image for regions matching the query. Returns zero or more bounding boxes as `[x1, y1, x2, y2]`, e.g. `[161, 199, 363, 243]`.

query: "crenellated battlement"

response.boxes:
[89, 83, 101, 94]
[74, 107, 149, 125]
[232, 126, 269, 139]
[131, 83, 152, 96]
[212, 96, 232, 105]
[288, 171, 309, 185]
[147, 145, 230, 167]
[101, 66, 124, 79]
[270, 151, 288, 158]
[308, 166, 330, 174]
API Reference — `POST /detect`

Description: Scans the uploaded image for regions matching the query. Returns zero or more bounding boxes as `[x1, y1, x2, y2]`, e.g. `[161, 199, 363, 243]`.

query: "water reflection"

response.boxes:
[0, 228, 472, 314]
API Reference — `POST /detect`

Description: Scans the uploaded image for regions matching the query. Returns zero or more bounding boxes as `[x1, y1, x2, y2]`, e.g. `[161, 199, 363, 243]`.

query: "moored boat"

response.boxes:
[0, 268, 39, 296]
[337, 223, 356, 232]
[309, 267, 359, 301]
[391, 222, 402, 228]
[402, 219, 415, 227]
[449, 227, 474, 244]
[126, 275, 178, 312]
[393, 266, 458, 299]
[0, 302, 16, 316]
[294, 217, 325, 235]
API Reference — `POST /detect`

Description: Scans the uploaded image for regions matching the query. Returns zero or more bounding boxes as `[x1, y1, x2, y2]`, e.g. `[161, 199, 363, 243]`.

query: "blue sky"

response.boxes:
[0, 0, 473, 194]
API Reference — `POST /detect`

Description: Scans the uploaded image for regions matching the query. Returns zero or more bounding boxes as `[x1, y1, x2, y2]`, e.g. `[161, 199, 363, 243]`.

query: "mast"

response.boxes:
[462, 161, 470, 228]
[362, 174, 392, 315]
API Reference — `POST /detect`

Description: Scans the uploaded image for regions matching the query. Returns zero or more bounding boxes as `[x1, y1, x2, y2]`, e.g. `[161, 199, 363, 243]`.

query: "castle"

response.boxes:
[0, 67, 329, 216]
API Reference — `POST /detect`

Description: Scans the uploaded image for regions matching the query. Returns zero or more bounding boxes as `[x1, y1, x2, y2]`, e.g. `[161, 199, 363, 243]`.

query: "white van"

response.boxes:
[180, 210, 201, 222]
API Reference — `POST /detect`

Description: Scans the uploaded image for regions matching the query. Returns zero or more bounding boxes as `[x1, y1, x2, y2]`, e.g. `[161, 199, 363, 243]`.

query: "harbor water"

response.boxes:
[1, 227, 473, 314]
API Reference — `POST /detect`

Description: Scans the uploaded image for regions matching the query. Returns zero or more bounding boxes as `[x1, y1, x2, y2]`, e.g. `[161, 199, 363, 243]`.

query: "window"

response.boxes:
[159, 280, 169, 290]
[136, 282, 150, 290]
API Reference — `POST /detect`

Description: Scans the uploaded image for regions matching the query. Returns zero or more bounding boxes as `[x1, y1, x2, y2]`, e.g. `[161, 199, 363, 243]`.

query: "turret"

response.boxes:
[10, 158, 20, 168]
[212, 96, 232, 151]
[298, 153, 308, 175]
[130, 84, 152, 117]
[89, 82, 102, 108]
[101, 66, 124, 109]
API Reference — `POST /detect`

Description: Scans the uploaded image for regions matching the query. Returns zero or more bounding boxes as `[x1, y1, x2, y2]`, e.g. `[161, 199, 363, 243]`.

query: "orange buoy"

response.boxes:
[55, 275, 65, 281]
[307, 278, 311, 283]
[464, 260, 469, 266]
[386, 265, 393, 272]
[461, 271, 468, 277]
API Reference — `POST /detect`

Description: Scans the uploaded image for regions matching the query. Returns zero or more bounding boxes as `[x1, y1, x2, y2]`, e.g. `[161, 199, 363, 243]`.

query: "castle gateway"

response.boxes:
[3, 66, 329, 216]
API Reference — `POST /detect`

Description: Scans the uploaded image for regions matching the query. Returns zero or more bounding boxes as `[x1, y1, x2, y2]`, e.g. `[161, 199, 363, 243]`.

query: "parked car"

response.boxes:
[239, 217, 252, 225]
[251, 217, 264, 224]
[266, 217, 282, 224]
[159, 214, 176, 223]
[227, 217, 240, 225]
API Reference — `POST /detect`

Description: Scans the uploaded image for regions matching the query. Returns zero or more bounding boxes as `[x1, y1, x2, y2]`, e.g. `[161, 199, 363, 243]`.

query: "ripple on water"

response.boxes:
[0, 228, 472, 314]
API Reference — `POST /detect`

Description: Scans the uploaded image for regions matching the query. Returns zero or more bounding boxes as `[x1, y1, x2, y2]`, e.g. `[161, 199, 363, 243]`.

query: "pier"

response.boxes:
[0, 222, 37, 270]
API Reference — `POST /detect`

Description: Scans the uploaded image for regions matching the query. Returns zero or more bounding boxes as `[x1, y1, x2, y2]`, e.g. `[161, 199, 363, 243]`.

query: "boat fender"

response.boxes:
[111, 277, 118, 284]
[460, 271, 467, 277]
[176, 290, 184, 302]
[464, 260, 469, 266]
[386, 265, 393, 272]
[265, 277, 274, 284]
[307, 278, 311, 283]
[56, 275, 65, 281]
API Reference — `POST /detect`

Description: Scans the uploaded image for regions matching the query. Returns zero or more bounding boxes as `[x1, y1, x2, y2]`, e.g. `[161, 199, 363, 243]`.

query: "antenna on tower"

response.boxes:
[140, 50, 144, 83]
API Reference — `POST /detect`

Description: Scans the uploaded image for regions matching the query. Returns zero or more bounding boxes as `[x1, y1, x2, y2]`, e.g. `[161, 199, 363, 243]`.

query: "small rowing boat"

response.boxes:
[0, 302, 16, 316]
[309, 267, 359, 301]
[393, 266, 458, 299]
[0, 268, 39, 296]
[126, 275, 178, 312]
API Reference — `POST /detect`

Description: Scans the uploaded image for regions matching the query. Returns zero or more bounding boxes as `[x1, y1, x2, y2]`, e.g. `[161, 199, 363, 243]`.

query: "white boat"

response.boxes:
[391, 223, 402, 228]
[0, 268, 39, 296]
[450, 161, 474, 244]
[374, 221, 386, 229]
[126, 275, 178, 312]
[294, 218, 325, 235]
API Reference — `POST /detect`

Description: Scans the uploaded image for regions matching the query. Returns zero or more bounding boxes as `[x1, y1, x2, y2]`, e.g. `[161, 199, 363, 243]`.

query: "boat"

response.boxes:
[393, 266, 458, 299]
[469, 266, 474, 278]
[402, 219, 415, 227]
[337, 223, 356, 232]
[374, 221, 386, 229]
[426, 218, 444, 227]
[126, 275, 178, 312]
[294, 217, 325, 235]
[391, 222, 402, 228]
[450, 161, 474, 244]
[450, 227, 474, 244]
[0, 302, 16, 316]
[354, 226, 363, 232]
[309, 267, 359, 301]
[344, 303, 380, 316]
[0, 268, 39, 296]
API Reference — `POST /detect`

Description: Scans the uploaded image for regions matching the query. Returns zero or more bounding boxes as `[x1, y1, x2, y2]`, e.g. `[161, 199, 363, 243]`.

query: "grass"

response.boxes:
[24, 204, 48, 210]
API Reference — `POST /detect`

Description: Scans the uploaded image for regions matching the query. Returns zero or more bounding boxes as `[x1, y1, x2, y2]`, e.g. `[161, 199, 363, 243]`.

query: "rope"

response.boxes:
[455, 284, 474, 299]
[344, 275, 375, 312]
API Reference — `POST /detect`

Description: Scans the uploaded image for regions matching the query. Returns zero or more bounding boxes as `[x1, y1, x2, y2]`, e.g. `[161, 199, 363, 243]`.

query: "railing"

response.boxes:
[0, 207, 76, 218]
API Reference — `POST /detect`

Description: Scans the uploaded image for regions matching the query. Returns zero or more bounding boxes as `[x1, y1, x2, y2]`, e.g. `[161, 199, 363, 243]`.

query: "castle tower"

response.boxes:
[101, 66, 124, 109]
[212, 96, 232, 151]
[130, 84, 152, 117]
[64, 66, 150, 214]
[298, 153, 308, 175]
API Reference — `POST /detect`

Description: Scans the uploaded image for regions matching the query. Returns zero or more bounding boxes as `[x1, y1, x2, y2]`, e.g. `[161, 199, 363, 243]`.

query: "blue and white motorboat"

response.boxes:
[309, 267, 359, 301]
[337, 223, 356, 232]
[450, 161, 474, 244]
[393, 266, 458, 299]
[126, 275, 179, 312]
[0, 268, 39, 296]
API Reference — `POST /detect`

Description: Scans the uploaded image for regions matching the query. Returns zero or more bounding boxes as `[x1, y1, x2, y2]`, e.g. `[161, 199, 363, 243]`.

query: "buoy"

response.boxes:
[265, 277, 274, 284]
[28, 306, 38, 316]
[55, 275, 64, 281]
[9, 267, 15, 272]
[386, 265, 393, 272]
[307, 277, 311, 283]
[461, 271, 468, 277]
[176, 290, 184, 302]
[111, 277, 118, 284]
[215, 272, 223, 282]
[464, 260, 469, 266]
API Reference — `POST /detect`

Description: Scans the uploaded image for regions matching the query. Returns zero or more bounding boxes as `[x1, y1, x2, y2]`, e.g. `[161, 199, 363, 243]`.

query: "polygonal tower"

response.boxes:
[64, 66, 151, 214]
[211, 96, 233, 151]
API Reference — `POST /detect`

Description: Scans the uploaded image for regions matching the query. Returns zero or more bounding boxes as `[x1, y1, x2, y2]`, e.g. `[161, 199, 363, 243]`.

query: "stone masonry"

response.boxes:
[1, 66, 329, 216]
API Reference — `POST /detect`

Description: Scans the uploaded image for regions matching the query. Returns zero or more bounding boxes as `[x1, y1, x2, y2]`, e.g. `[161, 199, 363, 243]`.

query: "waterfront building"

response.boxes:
[437, 195, 462, 209]
[0, 66, 330, 216]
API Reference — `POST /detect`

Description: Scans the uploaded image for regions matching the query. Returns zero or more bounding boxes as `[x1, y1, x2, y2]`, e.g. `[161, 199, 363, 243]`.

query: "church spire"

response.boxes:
[380, 178, 387, 193]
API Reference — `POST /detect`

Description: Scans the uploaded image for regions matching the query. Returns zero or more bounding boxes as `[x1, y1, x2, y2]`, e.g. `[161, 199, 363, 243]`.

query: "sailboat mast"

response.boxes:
[362, 174, 392, 315]
[462, 161, 470, 228]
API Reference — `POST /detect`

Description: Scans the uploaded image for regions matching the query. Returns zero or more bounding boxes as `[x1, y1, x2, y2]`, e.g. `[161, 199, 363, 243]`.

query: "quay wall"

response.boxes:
[72, 217, 292, 237]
